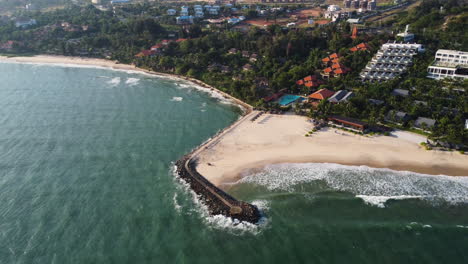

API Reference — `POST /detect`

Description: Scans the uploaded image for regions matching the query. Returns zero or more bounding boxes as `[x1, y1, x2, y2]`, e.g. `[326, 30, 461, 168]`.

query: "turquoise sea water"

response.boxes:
[0, 62, 467, 264]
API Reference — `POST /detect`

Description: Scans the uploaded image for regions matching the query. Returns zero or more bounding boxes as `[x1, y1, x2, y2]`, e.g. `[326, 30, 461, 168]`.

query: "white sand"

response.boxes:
[196, 111, 468, 187]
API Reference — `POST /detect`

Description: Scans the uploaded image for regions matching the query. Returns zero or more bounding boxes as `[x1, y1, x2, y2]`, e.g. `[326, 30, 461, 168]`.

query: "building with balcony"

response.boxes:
[360, 42, 425, 82]
[427, 49, 468, 80]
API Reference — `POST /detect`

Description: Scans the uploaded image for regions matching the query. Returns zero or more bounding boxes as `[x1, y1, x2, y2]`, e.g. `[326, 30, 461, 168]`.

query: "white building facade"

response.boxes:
[361, 42, 425, 82]
[427, 49, 468, 80]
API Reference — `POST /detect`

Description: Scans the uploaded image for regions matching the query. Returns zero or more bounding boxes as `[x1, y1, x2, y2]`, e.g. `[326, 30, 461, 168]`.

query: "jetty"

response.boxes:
[175, 106, 261, 223]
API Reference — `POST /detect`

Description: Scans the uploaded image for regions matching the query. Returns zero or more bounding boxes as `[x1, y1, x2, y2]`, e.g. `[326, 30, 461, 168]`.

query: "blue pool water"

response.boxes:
[278, 94, 303, 106]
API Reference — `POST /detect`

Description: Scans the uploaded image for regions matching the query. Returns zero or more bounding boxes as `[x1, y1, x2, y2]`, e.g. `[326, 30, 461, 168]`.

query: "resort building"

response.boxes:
[167, 9, 176, 16]
[329, 116, 368, 132]
[427, 49, 468, 80]
[414, 117, 436, 130]
[242, 64, 253, 71]
[360, 42, 425, 82]
[328, 90, 354, 104]
[176, 16, 194, 25]
[350, 43, 370, 52]
[385, 110, 409, 124]
[296, 75, 324, 88]
[397, 25, 415, 42]
[321, 63, 351, 79]
[391, 88, 409, 97]
[308, 89, 335, 104]
[195, 11, 204, 18]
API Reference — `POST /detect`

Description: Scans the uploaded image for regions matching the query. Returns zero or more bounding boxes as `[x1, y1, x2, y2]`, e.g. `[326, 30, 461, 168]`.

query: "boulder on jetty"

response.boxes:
[175, 155, 261, 224]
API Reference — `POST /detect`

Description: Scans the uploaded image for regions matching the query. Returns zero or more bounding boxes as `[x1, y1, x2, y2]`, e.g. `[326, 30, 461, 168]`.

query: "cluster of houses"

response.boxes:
[321, 53, 351, 79]
[226, 48, 259, 71]
[135, 38, 187, 58]
[385, 110, 436, 131]
[168, 5, 223, 22]
[360, 41, 425, 82]
[343, 0, 378, 11]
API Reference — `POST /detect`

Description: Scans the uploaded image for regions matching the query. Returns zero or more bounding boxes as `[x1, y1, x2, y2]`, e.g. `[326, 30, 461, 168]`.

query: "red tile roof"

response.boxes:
[329, 53, 339, 59]
[308, 89, 335, 100]
[332, 63, 345, 69]
[304, 80, 323, 87]
[296, 79, 304, 85]
[323, 67, 333, 73]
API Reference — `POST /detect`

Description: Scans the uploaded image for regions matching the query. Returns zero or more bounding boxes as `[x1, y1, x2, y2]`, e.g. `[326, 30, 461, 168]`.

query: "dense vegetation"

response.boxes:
[0, 0, 466, 146]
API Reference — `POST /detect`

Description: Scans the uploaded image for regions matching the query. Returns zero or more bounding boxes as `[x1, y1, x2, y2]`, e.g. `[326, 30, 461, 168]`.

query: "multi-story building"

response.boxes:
[360, 42, 425, 82]
[427, 49, 468, 80]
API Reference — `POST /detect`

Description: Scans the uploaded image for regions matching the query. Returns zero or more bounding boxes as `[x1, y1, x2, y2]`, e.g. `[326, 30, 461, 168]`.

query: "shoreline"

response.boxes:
[196, 112, 468, 187]
[3, 55, 467, 189]
[0, 55, 252, 113]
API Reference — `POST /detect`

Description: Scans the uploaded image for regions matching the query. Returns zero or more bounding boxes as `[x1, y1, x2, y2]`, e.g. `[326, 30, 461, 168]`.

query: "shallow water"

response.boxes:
[0, 63, 467, 264]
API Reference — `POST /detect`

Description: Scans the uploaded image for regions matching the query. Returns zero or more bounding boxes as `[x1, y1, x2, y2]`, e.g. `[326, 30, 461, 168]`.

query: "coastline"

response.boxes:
[0, 55, 252, 113]
[196, 112, 468, 187]
[3, 55, 467, 189]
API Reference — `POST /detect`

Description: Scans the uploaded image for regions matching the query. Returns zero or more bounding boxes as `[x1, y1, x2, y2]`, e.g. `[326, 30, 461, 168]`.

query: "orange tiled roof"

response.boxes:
[296, 79, 304, 85]
[308, 88, 335, 100]
[323, 67, 333, 73]
[329, 53, 339, 59]
[332, 63, 345, 69]
[322, 57, 330, 62]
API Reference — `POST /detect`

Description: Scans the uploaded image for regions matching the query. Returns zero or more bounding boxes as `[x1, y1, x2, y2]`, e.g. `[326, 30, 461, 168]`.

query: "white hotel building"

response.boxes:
[427, 49, 468, 80]
[360, 42, 425, 82]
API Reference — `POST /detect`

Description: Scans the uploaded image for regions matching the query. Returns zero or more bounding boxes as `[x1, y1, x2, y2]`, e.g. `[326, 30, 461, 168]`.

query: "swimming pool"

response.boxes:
[278, 94, 303, 106]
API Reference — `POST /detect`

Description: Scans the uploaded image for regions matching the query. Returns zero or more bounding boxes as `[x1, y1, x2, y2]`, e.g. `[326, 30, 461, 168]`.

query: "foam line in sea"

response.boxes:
[238, 163, 468, 207]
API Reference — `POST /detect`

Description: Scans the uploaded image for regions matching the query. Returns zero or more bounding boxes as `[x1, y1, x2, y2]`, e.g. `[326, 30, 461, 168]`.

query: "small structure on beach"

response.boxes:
[328, 116, 368, 132]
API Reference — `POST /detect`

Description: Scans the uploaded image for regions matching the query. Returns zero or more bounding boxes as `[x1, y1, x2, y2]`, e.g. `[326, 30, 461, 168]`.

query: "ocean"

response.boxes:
[0, 62, 467, 264]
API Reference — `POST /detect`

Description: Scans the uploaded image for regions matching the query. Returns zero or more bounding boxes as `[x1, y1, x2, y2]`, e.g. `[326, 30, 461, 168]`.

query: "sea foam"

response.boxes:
[125, 77, 140, 86]
[107, 77, 121, 86]
[238, 163, 468, 207]
[171, 97, 183, 102]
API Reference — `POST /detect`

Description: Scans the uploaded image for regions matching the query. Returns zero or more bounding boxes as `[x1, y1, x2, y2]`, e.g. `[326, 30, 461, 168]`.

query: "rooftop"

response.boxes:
[308, 89, 335, 100]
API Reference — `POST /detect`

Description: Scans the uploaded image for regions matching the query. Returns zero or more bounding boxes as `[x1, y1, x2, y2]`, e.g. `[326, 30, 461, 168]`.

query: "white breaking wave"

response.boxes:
[356, 195, 422, 208]
[171, 97, 183, 102]
[1, 60, 245, 111]
[107, 77, 121, 86]
[238, 163, 468, 207]
[125, 77, 140, 86]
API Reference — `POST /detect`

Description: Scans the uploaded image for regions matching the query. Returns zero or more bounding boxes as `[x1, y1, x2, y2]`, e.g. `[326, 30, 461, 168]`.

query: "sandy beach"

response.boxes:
[196, 111, 468, 187]
[2, 55, 467, 187]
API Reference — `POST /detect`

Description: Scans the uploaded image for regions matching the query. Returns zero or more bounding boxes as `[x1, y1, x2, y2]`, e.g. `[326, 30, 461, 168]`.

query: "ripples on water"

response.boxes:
[0, 62, 467, 264]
